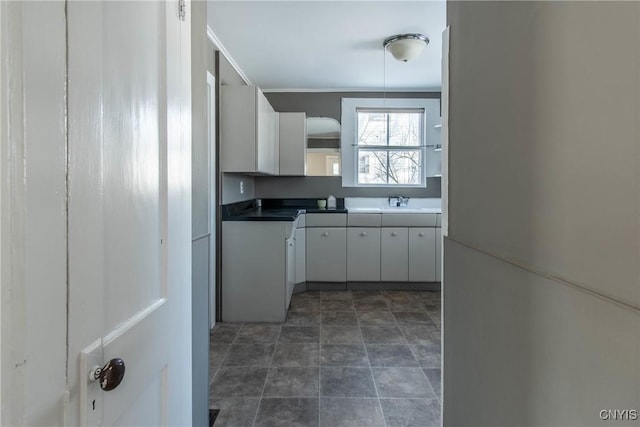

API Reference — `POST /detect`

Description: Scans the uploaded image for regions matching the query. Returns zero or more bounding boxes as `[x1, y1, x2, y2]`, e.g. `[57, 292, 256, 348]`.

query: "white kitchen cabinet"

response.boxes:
[435, 227, 442, 282]
[286, 235, 296, 309]
[409, 228, 437, 282]
[347, 228, 381, 281]
[279, 112, 307, 176]
[221, 85, 279, 175]
[222, 221, 288, 322]
[306, 227, 346, 282]
[295, 227, 306, 284]
[381, 228, 409, 281]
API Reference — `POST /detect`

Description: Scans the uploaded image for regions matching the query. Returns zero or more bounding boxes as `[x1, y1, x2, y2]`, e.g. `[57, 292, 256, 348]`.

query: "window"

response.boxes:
[341, 98, 439, 188]
[356, 109, 424, 185]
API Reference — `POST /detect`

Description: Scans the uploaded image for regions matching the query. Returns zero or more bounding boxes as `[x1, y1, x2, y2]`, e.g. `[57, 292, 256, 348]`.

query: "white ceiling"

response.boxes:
[207, 1, 446, 91]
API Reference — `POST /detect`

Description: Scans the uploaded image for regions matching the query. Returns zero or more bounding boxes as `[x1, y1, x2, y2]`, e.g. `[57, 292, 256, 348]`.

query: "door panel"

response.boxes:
[306, 228, 347, 282]
[381, 228, 409, 281]
[409, 228, 436, 282]
[68, 1, 191, 426]
[347, 228, 381, 281]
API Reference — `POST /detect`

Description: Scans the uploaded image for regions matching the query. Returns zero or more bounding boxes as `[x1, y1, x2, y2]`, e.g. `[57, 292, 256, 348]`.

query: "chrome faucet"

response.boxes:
[389, 196, 409, 207]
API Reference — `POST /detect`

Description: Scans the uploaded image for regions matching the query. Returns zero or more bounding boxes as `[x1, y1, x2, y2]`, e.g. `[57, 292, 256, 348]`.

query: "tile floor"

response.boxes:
[210, 290, 441, 427]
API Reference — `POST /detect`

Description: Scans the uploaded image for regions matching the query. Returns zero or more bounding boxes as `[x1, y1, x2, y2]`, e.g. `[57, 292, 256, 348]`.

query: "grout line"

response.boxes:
[250, 323, 282, 427]
[359, 297, 389, 427]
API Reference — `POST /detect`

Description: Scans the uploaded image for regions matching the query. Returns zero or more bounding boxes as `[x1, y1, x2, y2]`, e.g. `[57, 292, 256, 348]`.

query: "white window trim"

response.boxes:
[341, 98, 441, 188]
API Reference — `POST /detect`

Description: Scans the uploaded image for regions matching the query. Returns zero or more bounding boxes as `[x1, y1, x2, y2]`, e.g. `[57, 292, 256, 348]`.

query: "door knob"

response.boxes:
[89, 358, 126, 391]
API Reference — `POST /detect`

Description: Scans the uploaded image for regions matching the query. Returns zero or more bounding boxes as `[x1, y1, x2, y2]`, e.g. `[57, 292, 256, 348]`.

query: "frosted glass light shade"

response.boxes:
[384, 34, 429, 62]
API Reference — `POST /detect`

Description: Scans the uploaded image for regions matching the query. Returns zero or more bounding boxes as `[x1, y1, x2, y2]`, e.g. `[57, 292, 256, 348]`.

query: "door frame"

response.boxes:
[207, 71, 217, 329]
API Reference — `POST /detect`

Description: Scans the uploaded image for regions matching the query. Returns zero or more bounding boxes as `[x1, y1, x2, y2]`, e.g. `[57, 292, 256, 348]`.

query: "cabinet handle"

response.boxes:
[391, 232, 398, 237]
[419, 232, 425, 237]
[289, 242, 294, 246]
[360, 232, 367, 237]
[322, 232, 329, 237]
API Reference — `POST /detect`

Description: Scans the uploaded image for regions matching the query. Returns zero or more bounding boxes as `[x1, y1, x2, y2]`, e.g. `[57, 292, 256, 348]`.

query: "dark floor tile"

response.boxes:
[286, 311, 321, 326]
[222, 343, 275, 367]
[321, 326, 363, 344]
[210, 323, 242, 343]
[423, 368, 441, 399]
[411, 343, 441, 368]
[351, 290, 383, 301]
[387, 300, 425, 312]
[320, 290, 353, 301]
[393, 311, 436, 327]
[366, 344, 419, 367]
[321, 299, 354, 311]
[210, 343, 231, 367]
[360, 325, 406, 344]
[263, 367, 320, 397]
[209, 365, 219, 386]
[423, 302, 441, 312]
[381, 290, 415, 301]
[296, 291, 321, 299]
[279, 326, 320, 343]
[290, 297, 322, 313]
[320, 367, 377, 397]
[209, 397, 260, 426]
[235, 324, 281, 343]
[320, 398, 385, 427]
[321, 344, 369, 366]
[372, 367, 436, 398]
[357, 310, 396, 326]
[400, 325, 439, 345]
[380, 398, 441, 427]
[255, 398, 319, 427]
[321, 311, 358, 326]
[210, 367, 268, 397]
[272, 343, 319, 367]
[354, 299, 390, 312]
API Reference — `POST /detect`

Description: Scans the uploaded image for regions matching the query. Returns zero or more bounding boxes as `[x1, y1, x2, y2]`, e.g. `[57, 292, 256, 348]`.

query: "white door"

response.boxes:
[381, 228, 409, 281]
[347, 228, 381, 281]
[207, 71, 217, 328]
[408, 228, 437, 282]
[67, 2, 192, 426]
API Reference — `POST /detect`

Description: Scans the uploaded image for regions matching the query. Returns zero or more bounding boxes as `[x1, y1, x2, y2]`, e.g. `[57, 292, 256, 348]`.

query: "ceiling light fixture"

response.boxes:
[383, 33, 429, 62]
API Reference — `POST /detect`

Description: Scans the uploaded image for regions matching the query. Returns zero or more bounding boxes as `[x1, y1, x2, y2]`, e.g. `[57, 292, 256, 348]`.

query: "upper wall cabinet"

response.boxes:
[221, 85, 279, 175]
[278, 112, 307, 176]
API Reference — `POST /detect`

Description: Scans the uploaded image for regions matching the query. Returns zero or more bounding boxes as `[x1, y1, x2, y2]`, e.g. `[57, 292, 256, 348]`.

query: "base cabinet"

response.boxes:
[381, 228, 409, 281]
[306, 227, 346, 282]
[347, 228, 381, 281]
[286, 236, 296, 309]
[435, 227, 442, 282]
[222, 222, 289, 322]
[409, 228, 437, 282]
[295, 228, 306, 284]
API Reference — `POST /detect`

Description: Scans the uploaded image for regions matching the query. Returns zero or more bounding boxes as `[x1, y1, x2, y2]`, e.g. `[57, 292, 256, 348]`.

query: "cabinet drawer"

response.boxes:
[347, 213, 382, 227]
[306, 213, 347, 227]
[381, 213, 438, 227]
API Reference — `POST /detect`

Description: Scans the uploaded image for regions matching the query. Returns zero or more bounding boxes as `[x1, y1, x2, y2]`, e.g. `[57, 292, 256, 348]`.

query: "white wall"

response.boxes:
[445, 2, 640, 426]
[0, 2, 68, 425]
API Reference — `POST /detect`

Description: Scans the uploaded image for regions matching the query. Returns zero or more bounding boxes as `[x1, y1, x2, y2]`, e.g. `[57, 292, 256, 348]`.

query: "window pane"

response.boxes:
[388, 112, 422, 146]
[357, 150, 388, 184]
[357, 111, 387, 146]
[388, 150, 422, 185]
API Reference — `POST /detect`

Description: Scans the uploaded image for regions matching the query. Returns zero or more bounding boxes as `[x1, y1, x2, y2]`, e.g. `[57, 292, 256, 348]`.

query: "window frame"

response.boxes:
[341, 98, 440, 188]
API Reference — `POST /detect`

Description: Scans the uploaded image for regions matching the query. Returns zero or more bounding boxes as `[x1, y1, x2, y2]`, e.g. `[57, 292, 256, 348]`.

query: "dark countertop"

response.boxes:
[222, 198, 347, 221]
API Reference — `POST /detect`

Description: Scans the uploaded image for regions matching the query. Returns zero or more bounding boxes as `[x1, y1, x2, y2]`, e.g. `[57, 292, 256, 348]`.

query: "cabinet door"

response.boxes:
[409, 228, 436, 282]
[381, 228, 409, 281]
[279, 112, 306, 176]
[435, 227, 442, 282]
[286, 237, 296, 308]
[256, 89, 277, 174]
[295, 228, 306, 284]
[306, 227, 346, 282]
[347, 228, 381, 281]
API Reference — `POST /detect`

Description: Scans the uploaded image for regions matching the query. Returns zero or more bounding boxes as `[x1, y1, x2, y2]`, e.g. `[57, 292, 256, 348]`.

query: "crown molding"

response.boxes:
[206, 26, 252, 86]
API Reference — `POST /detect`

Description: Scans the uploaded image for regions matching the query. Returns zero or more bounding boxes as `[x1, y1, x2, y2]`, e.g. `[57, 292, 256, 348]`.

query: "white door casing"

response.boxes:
[67, 2, 192, 426]
[207, 71, 216, 328]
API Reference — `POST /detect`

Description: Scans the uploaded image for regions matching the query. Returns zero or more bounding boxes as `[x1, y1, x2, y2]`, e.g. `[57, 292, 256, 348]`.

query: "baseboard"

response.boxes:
[303, 281, 441, 291]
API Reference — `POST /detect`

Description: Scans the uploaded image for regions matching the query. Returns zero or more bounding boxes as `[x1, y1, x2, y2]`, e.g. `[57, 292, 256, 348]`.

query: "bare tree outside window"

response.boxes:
[356, 109, 425, 185]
